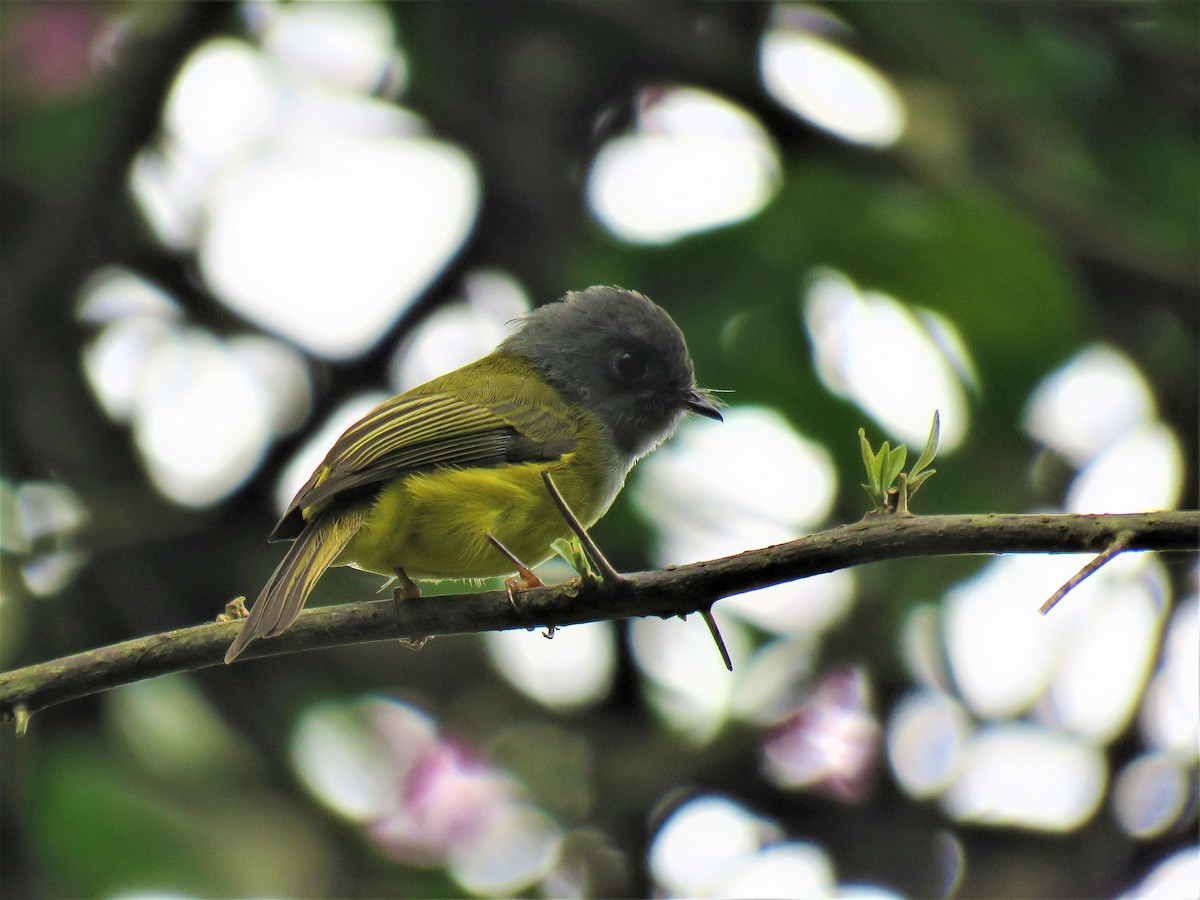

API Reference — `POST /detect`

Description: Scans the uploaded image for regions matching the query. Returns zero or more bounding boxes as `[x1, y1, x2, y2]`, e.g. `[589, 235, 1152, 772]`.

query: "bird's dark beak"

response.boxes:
[684, 389, 723, 421]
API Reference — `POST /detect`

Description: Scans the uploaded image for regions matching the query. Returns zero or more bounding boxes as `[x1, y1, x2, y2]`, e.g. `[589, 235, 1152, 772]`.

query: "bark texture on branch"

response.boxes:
[1, 511, 1196, 729]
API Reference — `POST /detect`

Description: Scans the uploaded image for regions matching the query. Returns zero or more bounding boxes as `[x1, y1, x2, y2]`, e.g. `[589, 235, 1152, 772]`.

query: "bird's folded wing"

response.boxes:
[270, 389, 578, 540]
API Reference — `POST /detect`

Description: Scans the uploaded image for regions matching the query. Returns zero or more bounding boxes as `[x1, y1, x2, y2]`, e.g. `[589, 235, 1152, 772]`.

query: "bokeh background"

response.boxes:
[1, 2, 1197, 897]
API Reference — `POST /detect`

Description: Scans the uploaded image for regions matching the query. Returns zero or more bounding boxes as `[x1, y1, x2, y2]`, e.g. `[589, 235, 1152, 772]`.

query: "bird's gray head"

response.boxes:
[500, 286, 721, 461]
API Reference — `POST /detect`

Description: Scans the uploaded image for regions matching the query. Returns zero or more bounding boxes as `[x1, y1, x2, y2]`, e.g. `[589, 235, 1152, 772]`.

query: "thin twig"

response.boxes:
[1039, 530, 1136, 614]
[485, 533, 535, 577]
[701, 608, 734, 671]
[541, 471, 622, 583]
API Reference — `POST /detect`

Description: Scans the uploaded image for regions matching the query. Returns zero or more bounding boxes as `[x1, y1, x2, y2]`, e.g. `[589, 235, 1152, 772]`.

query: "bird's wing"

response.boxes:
[270, 382, 578, 540]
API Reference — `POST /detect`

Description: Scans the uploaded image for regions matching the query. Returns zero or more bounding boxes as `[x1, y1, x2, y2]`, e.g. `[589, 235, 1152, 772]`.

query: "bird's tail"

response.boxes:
[225, 510, 366, 664]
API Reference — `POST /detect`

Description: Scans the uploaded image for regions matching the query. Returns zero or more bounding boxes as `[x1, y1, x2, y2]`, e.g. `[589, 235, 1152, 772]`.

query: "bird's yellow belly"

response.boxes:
[334, 448, 623, 580]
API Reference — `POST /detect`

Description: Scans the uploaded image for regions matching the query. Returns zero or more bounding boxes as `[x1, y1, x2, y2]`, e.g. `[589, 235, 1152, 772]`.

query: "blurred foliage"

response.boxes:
[1, 2, 1196, 898]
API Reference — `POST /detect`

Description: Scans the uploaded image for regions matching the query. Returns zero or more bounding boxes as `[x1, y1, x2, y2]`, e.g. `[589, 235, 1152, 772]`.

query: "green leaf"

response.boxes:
[882, 444, 908, 489]
[552, 537, 595, 578]
[910, 410, 941, 479]
[858, 428, 882, 495]
[908, 468, 936, 496]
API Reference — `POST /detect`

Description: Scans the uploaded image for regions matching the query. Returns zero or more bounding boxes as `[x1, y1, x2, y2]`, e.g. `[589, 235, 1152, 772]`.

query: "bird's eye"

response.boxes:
[612, 349, 649, 384]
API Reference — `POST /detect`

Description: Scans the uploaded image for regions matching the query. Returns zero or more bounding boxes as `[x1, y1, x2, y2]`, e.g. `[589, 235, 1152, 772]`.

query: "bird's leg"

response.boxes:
[540, 472, 622, 584]
[391, 568, 429, 650]
[486, 533, 545, 611]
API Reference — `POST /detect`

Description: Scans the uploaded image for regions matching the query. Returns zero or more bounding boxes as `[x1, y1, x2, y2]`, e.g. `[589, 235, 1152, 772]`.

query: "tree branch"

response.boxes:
[2, 511, 1196, 730]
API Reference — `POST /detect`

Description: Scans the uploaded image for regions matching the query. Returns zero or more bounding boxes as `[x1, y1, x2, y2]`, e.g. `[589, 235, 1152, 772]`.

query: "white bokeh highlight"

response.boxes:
[1024, 345, 1156, 467]
[729, 636, 819, 724]
[1065, 422, 1183, 514]
[132, 330, 275, 507]
[291, 701, 407, 823]
[162, 37, 277, 164]
[941, 724, 1106, 832]
[77, 265, 182, 324]
[1139, 594, 1199, 758]
[7, 481, 91, 597]
[760, 26, 905, 147]
[447, 804, 562, 897]
[200, 135, 478, 359]
[254, 0, 403, 94]
[900, 604, 954, 694]
[132, 15, 477, 360]
[803, 270, 970, 450]
[80, 268, 183, 420]
[226, 334, 313, 437]
[724, 843, 838, 900]
[635, 406, 837, 563]
[649, 794, 848, 899]
[886, 689, 973, 798]
[1120, 847, 1200, 899]
[100, 7, 492, 508]
[1112, 752, 1192, 839]
[391, 271, 530, 391]
[484, 623, 617, 710]
[83, 316, 178, 422]
[79, 269, 312, 508]
[905, 338, 1195, 840]
[587, 86, 780, 244]
[1041, 557, 1168, 742]
[943, 552, 1169, 731]
[721, 570, 855, 636]
[630, 611, 750, 743]
[1024, 343, 1184, 514]
[943, 554, 1073, 719]
[650, 796, 773, 896]
[632, 407, 845, 733]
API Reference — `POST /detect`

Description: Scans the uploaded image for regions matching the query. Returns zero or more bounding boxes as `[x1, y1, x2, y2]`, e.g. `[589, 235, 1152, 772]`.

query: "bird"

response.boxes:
[224, 286, 721, 663]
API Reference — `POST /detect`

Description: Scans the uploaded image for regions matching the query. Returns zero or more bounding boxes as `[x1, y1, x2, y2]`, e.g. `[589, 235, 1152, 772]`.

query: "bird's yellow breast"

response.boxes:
[334, 416, 625, 580]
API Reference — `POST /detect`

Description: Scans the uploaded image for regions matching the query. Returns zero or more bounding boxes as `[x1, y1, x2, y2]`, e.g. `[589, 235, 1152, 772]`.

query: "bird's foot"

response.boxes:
[390, 569, 421, 607]
[487, 533, 544, 611]
[503, 566, 545, 593]
[389, 569, 430, 649]
[502, 562, 546, 612]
